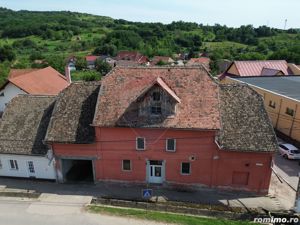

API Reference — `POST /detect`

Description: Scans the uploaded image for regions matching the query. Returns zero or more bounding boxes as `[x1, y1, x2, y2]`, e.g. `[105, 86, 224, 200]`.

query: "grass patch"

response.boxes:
[87, 205, 257, 225]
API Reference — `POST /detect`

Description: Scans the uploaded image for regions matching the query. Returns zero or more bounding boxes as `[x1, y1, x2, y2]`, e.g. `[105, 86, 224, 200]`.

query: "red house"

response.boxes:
[45, 67, 277, 193]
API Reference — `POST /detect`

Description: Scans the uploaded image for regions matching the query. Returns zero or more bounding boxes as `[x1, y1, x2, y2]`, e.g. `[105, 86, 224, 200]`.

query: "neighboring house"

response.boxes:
[45, 67, 277, 193]
[0, 95, 56, 179]
[219, 60, 300, 82]
[86, 55, 100, 69]
[0, 66, 69, 113]
[186, 57, 211, 70]
[224, 76, 300, 143]
[66, 56, 77, 71]
[115, 51, 149, 65]
[150, 56, 174, 66]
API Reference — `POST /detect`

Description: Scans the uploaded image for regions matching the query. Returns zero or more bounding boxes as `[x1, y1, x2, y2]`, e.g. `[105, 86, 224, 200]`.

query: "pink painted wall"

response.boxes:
[52, 127, 273, 193]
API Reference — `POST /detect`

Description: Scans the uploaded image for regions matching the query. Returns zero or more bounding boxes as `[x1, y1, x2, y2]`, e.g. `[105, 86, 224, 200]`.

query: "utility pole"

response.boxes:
[284, 19, 287, 30]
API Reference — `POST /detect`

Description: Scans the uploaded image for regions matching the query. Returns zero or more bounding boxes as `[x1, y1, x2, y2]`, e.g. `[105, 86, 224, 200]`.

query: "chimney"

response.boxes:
[65, 65, 72, 83]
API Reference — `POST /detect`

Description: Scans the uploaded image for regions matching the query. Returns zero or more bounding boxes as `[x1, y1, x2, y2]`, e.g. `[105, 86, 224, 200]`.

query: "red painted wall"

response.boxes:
[52, 127, 273, 193]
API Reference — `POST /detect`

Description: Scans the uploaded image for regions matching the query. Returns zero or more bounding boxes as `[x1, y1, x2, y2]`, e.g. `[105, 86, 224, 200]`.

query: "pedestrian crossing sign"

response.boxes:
[142, 189, 152, 199]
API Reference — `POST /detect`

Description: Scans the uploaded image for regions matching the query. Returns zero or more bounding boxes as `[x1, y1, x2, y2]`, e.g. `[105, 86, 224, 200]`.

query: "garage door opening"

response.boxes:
[62, 159, 94, 183]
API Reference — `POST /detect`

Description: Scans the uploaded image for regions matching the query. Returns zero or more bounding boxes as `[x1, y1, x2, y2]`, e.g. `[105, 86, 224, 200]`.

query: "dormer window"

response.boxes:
[151, 104, 162, 115]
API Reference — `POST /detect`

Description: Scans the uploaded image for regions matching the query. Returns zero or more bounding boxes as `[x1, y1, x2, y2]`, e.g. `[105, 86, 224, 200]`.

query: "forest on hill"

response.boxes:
[0, 7, 300, 84]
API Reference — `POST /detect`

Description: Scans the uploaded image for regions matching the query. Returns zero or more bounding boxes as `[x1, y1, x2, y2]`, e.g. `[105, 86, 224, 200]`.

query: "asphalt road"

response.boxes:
[273, 153, 300, 189]
[0, 197, 165, 225]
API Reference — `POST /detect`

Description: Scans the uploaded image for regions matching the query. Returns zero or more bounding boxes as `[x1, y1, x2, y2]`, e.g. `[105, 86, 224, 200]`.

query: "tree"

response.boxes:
[75, 56, 87, 70]
[0, 45, 16, 62]
[93, 44, 117, 56]
[95, 59, 112, 76]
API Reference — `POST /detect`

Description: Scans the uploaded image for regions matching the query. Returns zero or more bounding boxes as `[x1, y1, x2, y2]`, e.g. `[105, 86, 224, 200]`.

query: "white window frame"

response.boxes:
[27, 161, 35, 173]
[9, 160, 18, 170]
[166, 138, 176, 152]
[122, 159, 131, 171]
[136, 137, 146, 150]
[181, 162, 191, 175]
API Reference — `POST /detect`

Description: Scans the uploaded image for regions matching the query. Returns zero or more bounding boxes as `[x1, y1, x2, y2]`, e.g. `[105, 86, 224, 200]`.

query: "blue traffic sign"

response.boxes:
[142, 189, 152, 199]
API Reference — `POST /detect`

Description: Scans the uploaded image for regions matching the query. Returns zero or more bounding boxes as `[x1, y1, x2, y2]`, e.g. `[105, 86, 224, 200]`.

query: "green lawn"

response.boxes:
[87, 205, 258, 225]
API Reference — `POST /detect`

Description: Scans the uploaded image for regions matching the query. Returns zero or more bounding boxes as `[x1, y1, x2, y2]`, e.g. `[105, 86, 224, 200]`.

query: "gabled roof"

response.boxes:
[217, 84, 277, 152]
[116, 51, 149, 64]
[5, 66, 69, 95]
[93, 66, 220, 129]
[233, 60, 291, 76]
[139, 77, 181, 103]
[45, 82, 100, 144]
[0, 95, 55, 155]
[186, 57, 210, 65]
[86, 55, 99, 62]
[260, 67, 284, 76]
[8, 69, 39, 79]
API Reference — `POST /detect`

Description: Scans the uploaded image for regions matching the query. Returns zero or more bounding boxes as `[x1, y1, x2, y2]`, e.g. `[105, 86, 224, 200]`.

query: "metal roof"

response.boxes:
[234, 60, 291, 76]
[232, 76, 300, 101]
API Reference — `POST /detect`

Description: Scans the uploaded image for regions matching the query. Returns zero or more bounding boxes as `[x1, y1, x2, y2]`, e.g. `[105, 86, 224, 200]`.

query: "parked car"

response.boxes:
[279, 143, 300, 159]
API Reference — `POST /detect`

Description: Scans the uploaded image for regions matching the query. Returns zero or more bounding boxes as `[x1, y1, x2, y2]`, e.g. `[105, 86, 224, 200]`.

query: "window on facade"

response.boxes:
[181, 162, 190, 175]
[166, 138, 176, 151]
[269, 100, 276, 109]
[151, 104, 162, 115]
[0, 159, 2, 169]
[28, 161, 35, 173]
[152, 92, 161, 101]
[122, 160, 131, 171]
[0, 93, 4, 97]
[9, 160, 18, 170]
[286, 107, 295, 117]
[136, 137, 145, 150]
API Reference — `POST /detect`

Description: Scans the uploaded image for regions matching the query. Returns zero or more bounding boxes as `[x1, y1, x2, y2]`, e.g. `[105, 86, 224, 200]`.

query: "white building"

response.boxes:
[0, 67, 69, 114]
[0, 95, 57, 180]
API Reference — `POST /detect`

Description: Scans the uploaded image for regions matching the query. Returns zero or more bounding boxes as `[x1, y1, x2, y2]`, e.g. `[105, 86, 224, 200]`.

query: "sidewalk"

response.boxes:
[0, 177, 285, 212]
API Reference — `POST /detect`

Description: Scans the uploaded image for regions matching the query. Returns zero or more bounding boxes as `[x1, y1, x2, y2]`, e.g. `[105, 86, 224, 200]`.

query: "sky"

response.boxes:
[0, 0, 299, 29]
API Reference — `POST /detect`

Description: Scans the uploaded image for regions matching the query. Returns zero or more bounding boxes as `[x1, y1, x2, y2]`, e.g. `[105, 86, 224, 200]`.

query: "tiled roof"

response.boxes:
[7, 66, 69, 95]
[93, 66, 220, 129]
[45, 82, 100, 144]
[234, 60, 291, 76]
[86, 55, 99, 62]
[116, 51, 149, 64]
[0, 95, 55, 155]
[217, 84, 277, 152]
[186, 57, 210, 65]
[151, 56, 174, 65]
[8, 69, 39, 79]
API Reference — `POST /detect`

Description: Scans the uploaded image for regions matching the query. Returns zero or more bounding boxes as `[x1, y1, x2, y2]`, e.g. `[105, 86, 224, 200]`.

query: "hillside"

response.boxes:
[0, 7, 299, 83]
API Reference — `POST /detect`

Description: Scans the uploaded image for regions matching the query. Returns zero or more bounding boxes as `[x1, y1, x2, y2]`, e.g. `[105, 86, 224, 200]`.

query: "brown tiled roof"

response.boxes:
[217, 84, 278, 152]
[45, 82, 100, 144]
[7, 66, 69, 95]
[93, 66, 220, 129]
[0, 95, 55, 155]
[234, 60, 291, 76]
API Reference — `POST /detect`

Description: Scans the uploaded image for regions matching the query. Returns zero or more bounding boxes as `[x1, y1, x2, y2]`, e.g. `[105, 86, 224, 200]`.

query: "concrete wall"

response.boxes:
[0, 153, 56, 179]
[225, 77, 300, 142]
[0, 83, 26, 112]
[269, 170, 298, 210]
